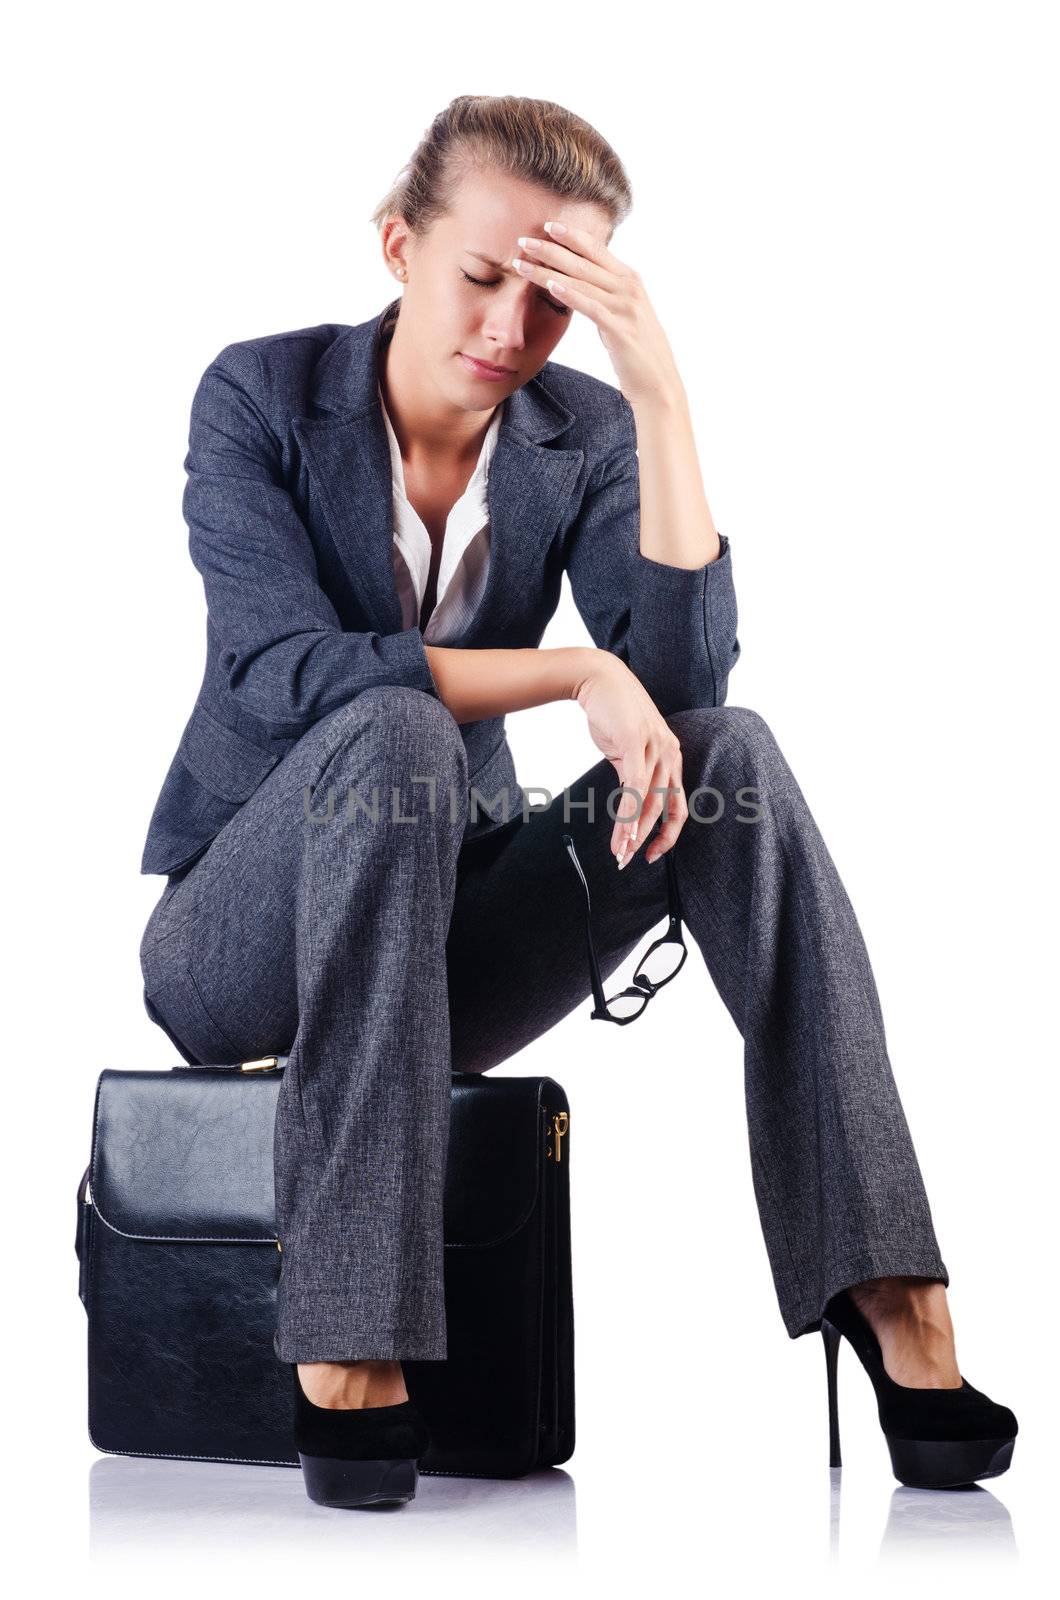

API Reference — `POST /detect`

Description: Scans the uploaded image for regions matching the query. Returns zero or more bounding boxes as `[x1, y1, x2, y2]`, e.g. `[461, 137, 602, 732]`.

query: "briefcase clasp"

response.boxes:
[547, 1112, 569, 1163]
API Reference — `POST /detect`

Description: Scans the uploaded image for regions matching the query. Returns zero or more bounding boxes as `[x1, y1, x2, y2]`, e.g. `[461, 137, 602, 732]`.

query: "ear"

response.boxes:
[381, 215, 412, 277]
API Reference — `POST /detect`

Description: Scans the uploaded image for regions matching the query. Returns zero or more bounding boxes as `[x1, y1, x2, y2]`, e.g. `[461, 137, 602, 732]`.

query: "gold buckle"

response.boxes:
[240, 1056, 280, 1072]
[547, 1111, 569, 1162]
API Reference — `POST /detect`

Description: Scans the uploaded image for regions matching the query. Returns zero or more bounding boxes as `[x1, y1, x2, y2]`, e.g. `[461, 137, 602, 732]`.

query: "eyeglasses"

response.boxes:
[561, 831, 688, 1025]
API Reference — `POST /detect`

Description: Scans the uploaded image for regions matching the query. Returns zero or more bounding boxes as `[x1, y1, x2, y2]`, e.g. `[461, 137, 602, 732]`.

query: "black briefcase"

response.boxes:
[75, 1056, 574, 1478]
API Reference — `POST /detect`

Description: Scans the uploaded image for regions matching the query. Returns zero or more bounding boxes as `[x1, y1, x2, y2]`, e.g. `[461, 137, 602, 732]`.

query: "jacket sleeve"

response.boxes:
[563, 398, 741, 715]
[183, 342, 440, 734]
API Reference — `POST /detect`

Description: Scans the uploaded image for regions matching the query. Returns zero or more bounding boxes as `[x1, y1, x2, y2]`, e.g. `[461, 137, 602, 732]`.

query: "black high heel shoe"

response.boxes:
[821, 1289, 1017, 1489]
[292, 1365, 433, 1509]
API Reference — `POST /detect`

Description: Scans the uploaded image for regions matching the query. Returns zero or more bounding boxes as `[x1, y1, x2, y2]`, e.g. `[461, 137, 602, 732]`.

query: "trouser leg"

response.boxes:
[138, 686, 469, 1363]
[272, 691, 469, 1363]
[445, 703, 948, 1340]
[663, 705, 949, 1337]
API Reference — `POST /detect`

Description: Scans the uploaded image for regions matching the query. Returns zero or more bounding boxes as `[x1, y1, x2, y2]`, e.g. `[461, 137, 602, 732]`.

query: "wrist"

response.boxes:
[627, 375, 687, 419]
[568, 646, 620, 706]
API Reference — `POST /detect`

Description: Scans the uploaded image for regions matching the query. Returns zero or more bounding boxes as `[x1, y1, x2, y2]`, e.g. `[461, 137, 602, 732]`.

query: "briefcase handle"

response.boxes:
[169, 1055, 292, 1072]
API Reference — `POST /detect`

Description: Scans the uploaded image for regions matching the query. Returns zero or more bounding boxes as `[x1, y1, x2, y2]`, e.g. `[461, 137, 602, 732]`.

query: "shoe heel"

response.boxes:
[822, 1319, 842, 1468]
[298, 1451, 419, 1509]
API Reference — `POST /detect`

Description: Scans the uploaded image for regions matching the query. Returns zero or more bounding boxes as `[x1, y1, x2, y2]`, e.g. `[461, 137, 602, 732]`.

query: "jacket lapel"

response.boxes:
[293, 298, 585, 642]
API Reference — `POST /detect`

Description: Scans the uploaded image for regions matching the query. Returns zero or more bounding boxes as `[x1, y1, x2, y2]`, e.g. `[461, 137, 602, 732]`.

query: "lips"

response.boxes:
[460, 353, 515, 376]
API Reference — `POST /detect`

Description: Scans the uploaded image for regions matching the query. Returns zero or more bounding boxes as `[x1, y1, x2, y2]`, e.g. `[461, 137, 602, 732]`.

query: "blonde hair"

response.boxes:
[370, 94, 632, 242]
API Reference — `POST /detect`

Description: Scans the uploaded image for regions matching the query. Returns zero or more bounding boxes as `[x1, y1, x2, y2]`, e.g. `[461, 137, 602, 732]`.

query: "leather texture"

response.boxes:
[76, 1064, 574, 1478]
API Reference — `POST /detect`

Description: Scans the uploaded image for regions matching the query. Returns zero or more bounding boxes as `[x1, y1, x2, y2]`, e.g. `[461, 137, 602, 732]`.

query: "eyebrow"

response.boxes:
[465, 250, 515, 273]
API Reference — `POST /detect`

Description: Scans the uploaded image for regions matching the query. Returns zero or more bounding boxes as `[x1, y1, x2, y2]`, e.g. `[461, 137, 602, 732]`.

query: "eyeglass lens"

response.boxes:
[634, 939, 685, 988]
[601, 988, 651, 1021]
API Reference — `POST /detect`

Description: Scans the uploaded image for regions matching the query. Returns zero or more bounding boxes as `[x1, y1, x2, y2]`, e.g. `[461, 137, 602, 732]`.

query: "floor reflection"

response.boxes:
[89, 1455, 577, 1561]
[827, 1466, 1018, 1562]
[89, 1450, 1019, 1568]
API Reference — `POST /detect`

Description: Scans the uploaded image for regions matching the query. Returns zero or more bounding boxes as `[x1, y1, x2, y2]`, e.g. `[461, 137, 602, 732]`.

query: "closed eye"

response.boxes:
[461, 268, 571, 318]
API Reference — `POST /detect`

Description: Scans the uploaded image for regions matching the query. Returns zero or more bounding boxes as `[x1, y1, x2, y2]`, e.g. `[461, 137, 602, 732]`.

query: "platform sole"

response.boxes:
[298, 1452, 420, 1508]
[886, 1434, 1015, 1489]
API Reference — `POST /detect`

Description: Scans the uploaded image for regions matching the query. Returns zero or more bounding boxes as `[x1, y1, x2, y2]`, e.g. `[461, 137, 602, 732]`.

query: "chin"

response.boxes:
[452, 369, 510, 402]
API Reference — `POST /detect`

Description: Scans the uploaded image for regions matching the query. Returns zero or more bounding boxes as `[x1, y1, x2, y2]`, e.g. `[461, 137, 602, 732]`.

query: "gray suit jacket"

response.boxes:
[140, 296, 741, 876]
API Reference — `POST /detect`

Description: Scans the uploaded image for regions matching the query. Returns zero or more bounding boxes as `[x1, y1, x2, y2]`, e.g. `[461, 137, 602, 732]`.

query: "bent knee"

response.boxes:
[668, 702, 777, 750]
[306, 685, 467, 782]
[358, 684, 462, 740]
[666, 705, 786, 801]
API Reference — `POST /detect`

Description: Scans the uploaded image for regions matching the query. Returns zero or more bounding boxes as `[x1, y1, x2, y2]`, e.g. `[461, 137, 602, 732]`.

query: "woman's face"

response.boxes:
[383, 165, 613, 412]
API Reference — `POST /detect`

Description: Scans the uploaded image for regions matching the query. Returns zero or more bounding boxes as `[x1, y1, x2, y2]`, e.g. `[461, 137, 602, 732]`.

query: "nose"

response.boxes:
[481, 281, 536, 356]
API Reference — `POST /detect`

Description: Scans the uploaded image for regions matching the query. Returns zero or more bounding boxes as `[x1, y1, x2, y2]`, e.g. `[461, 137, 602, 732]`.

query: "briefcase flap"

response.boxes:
[89, 1069, 562, 1248]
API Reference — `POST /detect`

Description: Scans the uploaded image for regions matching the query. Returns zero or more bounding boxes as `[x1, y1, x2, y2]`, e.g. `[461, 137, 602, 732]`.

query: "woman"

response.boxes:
[138, 94, 1016, 1508]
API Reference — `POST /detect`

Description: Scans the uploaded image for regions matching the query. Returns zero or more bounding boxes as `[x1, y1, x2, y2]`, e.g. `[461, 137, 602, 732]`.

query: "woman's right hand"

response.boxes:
[571, 650, 689, 869]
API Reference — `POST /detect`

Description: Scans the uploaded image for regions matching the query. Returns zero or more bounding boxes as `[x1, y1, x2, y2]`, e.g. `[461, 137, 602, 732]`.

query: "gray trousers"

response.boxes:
[138, 687, 949, 1362]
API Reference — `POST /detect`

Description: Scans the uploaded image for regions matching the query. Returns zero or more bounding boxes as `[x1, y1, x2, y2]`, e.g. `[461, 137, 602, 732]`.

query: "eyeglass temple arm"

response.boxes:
[562, 834, 611, 1017]
[664, 849, 686, 932]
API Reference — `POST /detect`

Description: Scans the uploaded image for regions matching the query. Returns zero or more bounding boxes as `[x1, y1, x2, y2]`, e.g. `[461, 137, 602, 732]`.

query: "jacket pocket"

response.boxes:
[140, 706, 283, 876]
[177, 704, 283, 803]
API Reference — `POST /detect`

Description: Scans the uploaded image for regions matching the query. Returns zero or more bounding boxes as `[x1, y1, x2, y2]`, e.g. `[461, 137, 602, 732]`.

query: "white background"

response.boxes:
[5, 2, 1057, 1594]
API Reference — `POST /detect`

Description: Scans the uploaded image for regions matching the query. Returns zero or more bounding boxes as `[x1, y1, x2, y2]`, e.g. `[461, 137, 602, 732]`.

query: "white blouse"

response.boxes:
[377, 381, 503, 644]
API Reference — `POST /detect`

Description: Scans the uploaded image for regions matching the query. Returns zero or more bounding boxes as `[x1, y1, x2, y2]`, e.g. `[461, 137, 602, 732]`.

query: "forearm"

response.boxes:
[424, 644, 595, 724]
[630, 385, 722, 569]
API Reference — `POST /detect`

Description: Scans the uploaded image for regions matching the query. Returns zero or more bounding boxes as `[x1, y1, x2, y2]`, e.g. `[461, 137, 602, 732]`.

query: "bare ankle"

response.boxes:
[849, 1275, 951, 1329]
[297, 1358, 409, 1409]
[847, 1276, 961, 1387]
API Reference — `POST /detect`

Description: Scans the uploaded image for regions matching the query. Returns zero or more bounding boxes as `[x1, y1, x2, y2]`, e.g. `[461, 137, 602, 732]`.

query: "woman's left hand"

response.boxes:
[511, 221, 683, 407]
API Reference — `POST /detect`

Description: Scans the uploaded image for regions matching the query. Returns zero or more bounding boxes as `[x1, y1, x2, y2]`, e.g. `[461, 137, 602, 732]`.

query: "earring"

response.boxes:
[396, 266, 406, 279]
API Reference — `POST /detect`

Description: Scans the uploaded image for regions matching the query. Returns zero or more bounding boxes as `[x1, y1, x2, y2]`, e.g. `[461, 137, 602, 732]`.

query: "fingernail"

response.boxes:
[544, 220, 567, 235]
